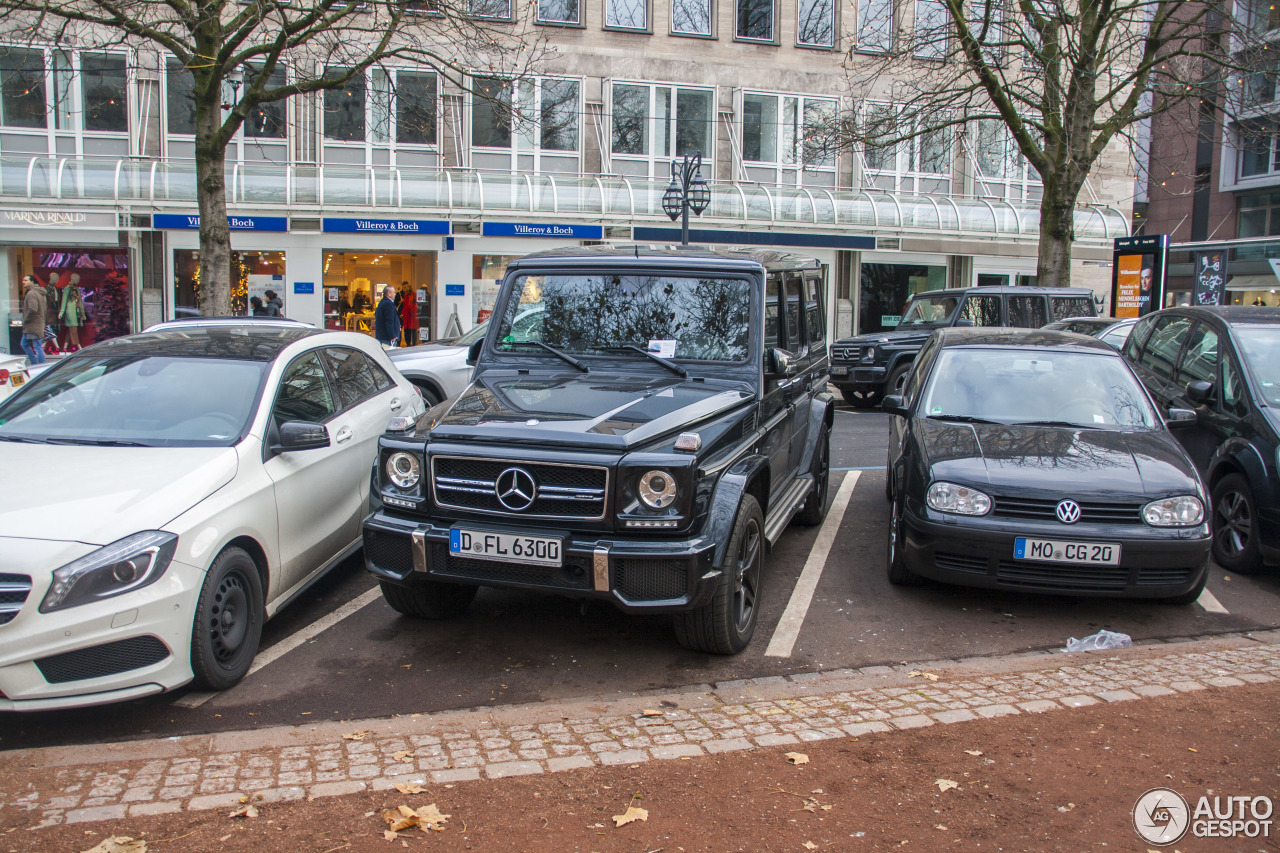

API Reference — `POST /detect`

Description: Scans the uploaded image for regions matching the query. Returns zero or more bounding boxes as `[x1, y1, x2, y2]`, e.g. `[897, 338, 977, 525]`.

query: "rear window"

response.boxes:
[1008, 295, 1048, 328]
[1051, 296, 1096, 320]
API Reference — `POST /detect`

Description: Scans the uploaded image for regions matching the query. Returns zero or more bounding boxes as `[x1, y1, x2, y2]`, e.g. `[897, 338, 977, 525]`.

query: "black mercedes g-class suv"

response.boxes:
[363, 246, 834, 654]
[830, 285, 1099, 408]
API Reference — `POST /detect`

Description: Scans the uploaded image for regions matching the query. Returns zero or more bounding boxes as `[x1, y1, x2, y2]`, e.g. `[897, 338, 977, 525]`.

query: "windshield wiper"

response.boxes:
[0, 435, 48, 443]
[926, 413, 1002, 424]
[502, 341, 589, 372]
[596, 345, 687, 377]
[45, 437, 154, 447]
[1012, 420, 1088, 429]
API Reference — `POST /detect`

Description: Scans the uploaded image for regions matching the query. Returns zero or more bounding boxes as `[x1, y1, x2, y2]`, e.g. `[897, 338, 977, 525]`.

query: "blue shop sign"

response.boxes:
[323, 217, 449, 235]
[294, 281, 315, 294]
[153, 214, 288, 231]
[482, 222, 603, 239]
[445, 284, 466, 296]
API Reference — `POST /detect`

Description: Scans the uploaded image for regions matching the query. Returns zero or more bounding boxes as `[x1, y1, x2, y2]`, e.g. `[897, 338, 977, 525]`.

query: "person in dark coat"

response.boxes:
[374, 284, 401, 348]
[263, 289, 284, 317]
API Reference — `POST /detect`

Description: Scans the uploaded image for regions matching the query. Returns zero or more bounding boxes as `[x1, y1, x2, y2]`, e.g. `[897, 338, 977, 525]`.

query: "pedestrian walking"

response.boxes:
[400, 282, 420, 347]
[20, 274, 48, 365]
[263, 289, 284, 317]
[374, 284, 401, 349]
[250, 296, 268, 316]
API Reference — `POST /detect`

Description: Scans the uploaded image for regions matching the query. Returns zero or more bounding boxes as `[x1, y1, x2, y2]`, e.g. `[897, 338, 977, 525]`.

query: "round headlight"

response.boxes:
[1143, 495, 1204, 527]
[386, 452, 421, 490]
[638, 469, 677, 509]
[926, 481, 992, 516]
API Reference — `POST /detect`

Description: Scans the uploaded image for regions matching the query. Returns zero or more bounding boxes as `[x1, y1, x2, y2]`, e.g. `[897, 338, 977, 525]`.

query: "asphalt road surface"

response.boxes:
[5, 403, 1279, 750]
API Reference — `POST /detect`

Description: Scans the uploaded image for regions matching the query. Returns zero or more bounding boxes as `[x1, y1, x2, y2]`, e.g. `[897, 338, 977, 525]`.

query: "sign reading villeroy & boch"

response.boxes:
[323, 218, 449, 234]
[153, 214, 288, 231]
[482, 222, 604, 239]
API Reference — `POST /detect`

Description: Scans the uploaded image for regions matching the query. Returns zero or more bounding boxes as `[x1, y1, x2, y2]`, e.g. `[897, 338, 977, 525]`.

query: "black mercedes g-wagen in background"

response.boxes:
[363, 246, 834, 653]
[830, 285, 1099, 408]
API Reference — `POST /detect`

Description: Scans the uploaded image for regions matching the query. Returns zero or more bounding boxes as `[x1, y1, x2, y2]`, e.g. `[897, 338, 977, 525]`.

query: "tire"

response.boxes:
[1211, 473, 1264, 574]
[886, 496, 923, 586]
[796, 424, 831, 526]
[380, 578, 478, 619]
[675, 495, 765, 654]
[411, 380, 442, 408]
[1162, 565, 1209, 605]
[840, 386, 881, 409]
[882, 363, 912, 401]
[190, 547, 265, 691]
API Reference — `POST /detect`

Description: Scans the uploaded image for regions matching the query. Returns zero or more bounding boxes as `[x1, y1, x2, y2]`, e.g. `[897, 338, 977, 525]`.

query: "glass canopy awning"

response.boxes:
[0, 156, 1129, 244]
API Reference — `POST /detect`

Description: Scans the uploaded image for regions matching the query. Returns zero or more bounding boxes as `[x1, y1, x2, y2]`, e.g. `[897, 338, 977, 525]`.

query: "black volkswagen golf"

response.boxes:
[884, 328, 1211, 602]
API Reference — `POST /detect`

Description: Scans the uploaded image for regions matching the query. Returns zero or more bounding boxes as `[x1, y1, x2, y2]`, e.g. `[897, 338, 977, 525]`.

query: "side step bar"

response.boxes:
[763, 474, 813, 545]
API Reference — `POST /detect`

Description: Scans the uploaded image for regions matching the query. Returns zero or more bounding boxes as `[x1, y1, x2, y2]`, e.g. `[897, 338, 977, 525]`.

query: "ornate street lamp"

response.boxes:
[661, 151, 711, 246]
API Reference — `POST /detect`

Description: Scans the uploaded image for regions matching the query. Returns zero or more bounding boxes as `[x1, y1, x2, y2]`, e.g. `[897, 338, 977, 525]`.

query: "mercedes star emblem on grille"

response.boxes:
[495, 467, 537, 511]
[1055, 499, 1082, 524]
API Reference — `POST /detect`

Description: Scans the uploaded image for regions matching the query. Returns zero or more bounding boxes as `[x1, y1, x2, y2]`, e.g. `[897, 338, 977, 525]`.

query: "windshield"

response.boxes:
[452, 319, 489, 347]
[899, 296, 960, 327]
[919, 348, 1158, 428]
[1235, 326, 1280, 405]
[0, 355, 267, 447]
[494, 273, 753, 362]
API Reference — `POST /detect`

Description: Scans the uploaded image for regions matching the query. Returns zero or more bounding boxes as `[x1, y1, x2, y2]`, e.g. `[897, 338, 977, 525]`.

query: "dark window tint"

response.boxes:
[322, 347, 385, 409]
[472, 77, 512, 148]
[765, 276, 782, 348]
[166, 59, 195, 134]
[804, 274, 825, 345]
[903, 336, 937, 405]
[244, 63, 287, 139]
[1177, 323, 1219, 385]
[1, 48, 48, 129]
[1140, 316, 1192, 381]
[324, 70, 366, 141]
[1221, 351, 1249, 418]
[958, 295, 1000, 326]
[737, 0, 774, 39]
[785, 275, 803, 349]
[1006, 295, 1047, 328]
[397, 71, 437, 145]
[274, 352, 337, 424]
[82, 53, 127, 132]
[1051, 296, 1095, 321]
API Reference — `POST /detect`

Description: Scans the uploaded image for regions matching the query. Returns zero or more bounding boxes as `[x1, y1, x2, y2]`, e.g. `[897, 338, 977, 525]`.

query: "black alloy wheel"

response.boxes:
[886, 495, 923, 585]
[1211, 474, 1263, 574]
[674, 495, 765, 654]
[796, 424, 831, 526]
[731, 515, 764, 636]
[191, 547, 264, 691]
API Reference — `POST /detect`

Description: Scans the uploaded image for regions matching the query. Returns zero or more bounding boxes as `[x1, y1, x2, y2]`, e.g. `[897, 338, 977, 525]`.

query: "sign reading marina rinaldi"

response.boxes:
[0, 209, 117, 228]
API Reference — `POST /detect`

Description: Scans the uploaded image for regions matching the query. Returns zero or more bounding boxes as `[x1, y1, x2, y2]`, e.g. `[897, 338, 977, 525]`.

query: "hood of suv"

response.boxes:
[422, 372, 752, 451]
[834, 328, 936, 353]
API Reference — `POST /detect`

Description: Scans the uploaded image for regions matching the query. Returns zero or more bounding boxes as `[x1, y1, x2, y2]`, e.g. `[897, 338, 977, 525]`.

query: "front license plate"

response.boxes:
[829, 365, 849, 376]
[450, 528, 562, 568]
[1014, 538, 1121, 565]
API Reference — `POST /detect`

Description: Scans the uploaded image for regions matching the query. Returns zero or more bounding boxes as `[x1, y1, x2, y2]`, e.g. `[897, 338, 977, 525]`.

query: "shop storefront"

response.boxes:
[322, 250, 434, 343]
[0, 209, 133, 356]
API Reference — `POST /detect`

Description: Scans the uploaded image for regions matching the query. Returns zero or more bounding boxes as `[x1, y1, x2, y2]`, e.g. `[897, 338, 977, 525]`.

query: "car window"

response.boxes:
[903, 335, 938, 405]
[1234, 325, 1280, 405]
[1051, 296, 1095, 321]
[958, 295, 1001, 326]
[804, 274, 825, 345]
[1124, 317, 1155, 362]
[785, 275, 804, 351]
[765, 276, 782, 349]
[1221, 350, 1250, 417]
[1177, 323, 1219, 386]
[1139, 316, 1192, 381]
[898, 295, 960, 327]
[1100, 323, 1133, 347]
[322, 347, 385, 410]
[274, 352, 337, 424]
[1007, 295, 1048, 328]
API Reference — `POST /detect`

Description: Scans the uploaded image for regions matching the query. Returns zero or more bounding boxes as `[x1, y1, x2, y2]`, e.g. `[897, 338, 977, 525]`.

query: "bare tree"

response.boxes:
[833, 0, 1236, 288]
[0, 0, 550, 315]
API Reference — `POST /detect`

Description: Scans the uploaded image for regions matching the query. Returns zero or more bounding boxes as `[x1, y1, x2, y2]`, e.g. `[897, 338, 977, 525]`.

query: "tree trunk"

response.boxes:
[193, 82, 233, 318]
[1035, 180, 1078, 290]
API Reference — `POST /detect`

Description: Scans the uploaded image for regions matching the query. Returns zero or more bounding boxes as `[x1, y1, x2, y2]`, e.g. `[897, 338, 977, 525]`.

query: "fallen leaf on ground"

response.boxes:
[964, 749, 983, 756]
[804, 842, 819, 850]
[392, 750, 415, 762]
[81, 838, 146, 853]
[415, 803, 450, 832]
[935, 824, 948, 830]
[383, 830, 400, 842]
[612, 806, 648, 827]
[228, 804, 258, 819]
[343, 730, 371, 741]
[785, 752, 810, 765]
[382, 803, 451, 833]
[935, 779, 959, 793]
[394, 783, 427, 795]
[641, 709, 663, 717]
[908, 670, 939, 681]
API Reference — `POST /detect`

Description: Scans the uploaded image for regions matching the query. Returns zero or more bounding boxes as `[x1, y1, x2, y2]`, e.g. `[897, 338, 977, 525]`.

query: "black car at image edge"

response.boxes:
[884, 327, 1212, 602]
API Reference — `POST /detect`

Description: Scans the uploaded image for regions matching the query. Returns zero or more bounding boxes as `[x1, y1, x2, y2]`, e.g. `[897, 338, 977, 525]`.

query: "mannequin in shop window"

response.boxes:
[45, 272, 62, 353]
[60, 273, 87, 352]
[400, 282, 420, 346]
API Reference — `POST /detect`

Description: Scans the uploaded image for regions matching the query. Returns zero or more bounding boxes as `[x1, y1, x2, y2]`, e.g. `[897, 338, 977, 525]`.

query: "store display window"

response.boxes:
[472, 255, 519, 325]
[11, 248, 132, 354]
[173, 249, 286, 318]
[323, 251, 430, 345]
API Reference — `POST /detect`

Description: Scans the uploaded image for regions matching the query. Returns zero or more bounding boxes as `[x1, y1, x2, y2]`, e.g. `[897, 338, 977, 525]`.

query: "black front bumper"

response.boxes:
[363, 511, 721, 613]
[901, 507, 1212, 599]
[828, 364, 885, 387]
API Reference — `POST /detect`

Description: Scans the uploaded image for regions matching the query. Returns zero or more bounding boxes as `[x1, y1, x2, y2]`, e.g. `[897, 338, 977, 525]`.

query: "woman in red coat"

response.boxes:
[400, 281, 420, 346]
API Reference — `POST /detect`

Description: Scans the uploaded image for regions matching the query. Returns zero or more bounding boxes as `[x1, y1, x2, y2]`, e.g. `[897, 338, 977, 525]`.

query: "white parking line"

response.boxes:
[765, 471, 861, 658]
[1197, 587, 1229, 614]
[173, 585, 384, 709]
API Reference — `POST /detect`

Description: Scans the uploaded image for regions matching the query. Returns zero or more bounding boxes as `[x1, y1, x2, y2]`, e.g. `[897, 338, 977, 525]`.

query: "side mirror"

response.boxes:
[1186, 380, 1214, 406]
[1166, 407, 1197, 427]
[766, 347, 800, 379]
[466, 338, 483, 366]
[882, 395, 909, 417]
[954, 318, 975, 327]
[271, 421, 330, 453]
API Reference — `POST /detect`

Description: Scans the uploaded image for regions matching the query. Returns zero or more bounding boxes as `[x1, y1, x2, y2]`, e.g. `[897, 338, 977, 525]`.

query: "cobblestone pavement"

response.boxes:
[4, 633, 1278, 829]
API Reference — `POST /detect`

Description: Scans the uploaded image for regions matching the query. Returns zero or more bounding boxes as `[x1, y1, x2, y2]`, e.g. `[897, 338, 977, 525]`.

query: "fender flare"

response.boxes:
[1207, 438, 1274, 502]
[705, 454, 769, 567]
[798, 391, 835, 473]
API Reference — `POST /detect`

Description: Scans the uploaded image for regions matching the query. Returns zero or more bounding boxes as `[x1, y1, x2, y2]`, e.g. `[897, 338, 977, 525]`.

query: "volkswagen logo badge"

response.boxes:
[1056, 499, 1082, 524]
[495, 467, 537, 512]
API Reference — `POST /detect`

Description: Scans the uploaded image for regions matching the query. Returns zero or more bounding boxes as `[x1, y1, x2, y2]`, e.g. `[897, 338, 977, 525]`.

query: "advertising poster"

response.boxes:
[1194, 251, 1227, 306]
[1111, 235, 1168, 318]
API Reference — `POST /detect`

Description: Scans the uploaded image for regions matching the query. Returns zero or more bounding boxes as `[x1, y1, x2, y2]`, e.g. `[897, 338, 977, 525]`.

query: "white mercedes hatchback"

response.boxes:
[0, 324, 424, 710]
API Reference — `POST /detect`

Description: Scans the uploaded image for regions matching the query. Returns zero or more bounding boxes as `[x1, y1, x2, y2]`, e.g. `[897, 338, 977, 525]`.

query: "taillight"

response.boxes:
[0, 369, 9, 385]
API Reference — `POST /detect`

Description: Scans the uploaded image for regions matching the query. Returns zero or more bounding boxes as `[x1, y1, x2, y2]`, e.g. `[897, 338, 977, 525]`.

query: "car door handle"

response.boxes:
[335, 426, 354, 444]
[389, 396, 403, 411]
